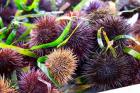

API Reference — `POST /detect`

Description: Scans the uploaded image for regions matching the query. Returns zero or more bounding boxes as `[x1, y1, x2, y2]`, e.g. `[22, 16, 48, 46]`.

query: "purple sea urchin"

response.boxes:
[59, 11, 93, 61]
[19, 69, 59, 93]
[86, 1, 116, 23]
[0, 49, 24, 76]
[82, 52, 136, 92]
[45, 48, 77, 85]
[29, 15, 60, 56]
[82, 0, 105, 13]
[65, 21, 94, 60]
[0, 76, 17, 93]
[31, 16, 58, 43]
[133, 69, 140, 84]
[91, 15, 131, 51]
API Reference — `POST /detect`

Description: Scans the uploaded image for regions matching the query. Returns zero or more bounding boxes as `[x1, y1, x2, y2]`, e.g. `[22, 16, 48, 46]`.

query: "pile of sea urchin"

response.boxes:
[0, 0, 140, 93]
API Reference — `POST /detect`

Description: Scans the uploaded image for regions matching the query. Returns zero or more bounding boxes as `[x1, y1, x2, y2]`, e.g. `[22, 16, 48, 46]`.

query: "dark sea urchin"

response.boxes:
[91, 15, 131, 51]
[134, 69, 140, 84]
[19, 69, 59, 93]
[30, 16, 59, 45]
[86, 1, 116, 23]
[82, 0, 105, 14]
[0, 49, 24, 77]
[0, 76, 17, 93]
[133, 60, 140, 85]
[29, 15, 60, 56]
[45, 48, 77, 85]
[58, 11, 94, 76]
[59, 11, 93, 61]
[65, 21, 94, 60]
[82, 52, 136, 92]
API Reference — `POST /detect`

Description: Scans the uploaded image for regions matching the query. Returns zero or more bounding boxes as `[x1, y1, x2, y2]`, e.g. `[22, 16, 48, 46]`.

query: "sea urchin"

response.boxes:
[0, 49, 24, 76]
[45, 48, 78, 85]
[19, 69, 59, 93]
[82, 0, 104, 13]
[59, 12, 93, 61]
[91, 15, 131, 51]
[29, 15, 61, 56]
[82, 52, 135, 92]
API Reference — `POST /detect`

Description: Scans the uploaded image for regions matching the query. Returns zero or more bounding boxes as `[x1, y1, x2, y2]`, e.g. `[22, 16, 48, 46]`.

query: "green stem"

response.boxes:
[73, 0, 89, 11]
[0, 17, 4, 28]
[57, 22, 82, 48]
[113, 35, 140, 45]
[103, 31, 117, 58]
[0, 43, 37, 58]
[14, 0, 40, 11]
[123, 47, 140, 60]
[97, 27, 105, 49]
